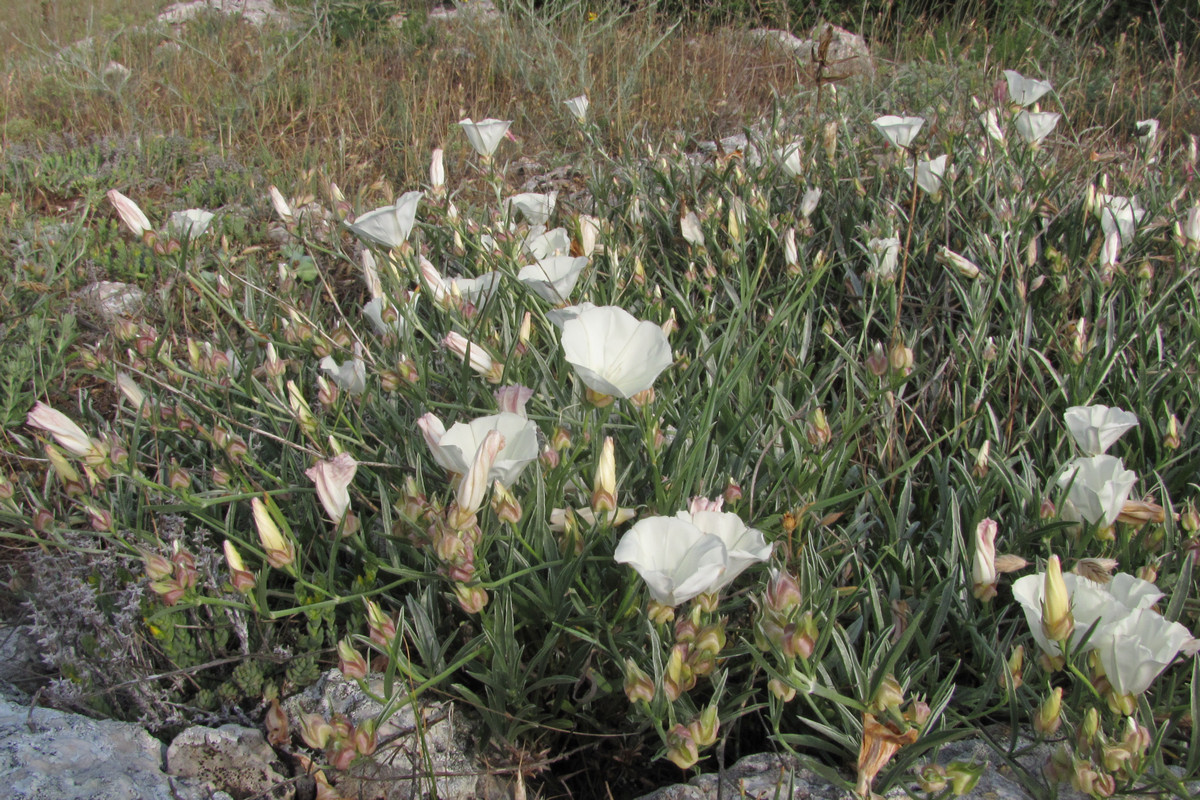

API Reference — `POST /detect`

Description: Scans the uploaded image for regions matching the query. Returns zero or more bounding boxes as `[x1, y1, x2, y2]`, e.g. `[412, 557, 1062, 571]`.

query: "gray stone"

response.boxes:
[77, 281, 146, 321]
[636, 752, 853, 800]
[167, 724, 294, 800]
[751, 24, 875, 79]
[157, 0, 290, 27]
[283, 670, 484, 800]
[0, 695, 220, 800]
[428, 1, 501, 23]
[0, 624, 44, 701]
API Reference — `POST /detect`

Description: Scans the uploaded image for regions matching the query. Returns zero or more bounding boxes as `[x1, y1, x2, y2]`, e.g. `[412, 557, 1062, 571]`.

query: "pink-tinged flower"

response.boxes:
[675, 509, 772, 590]
[27, 402, 97, 457]
[305, 453, 358, 524]
[560, 306, 673, 399]
[458, 117, 512, 158]
[107, 190, 152, 238]
[345, 191, 422, 248]
[443, 332, 503, 382]
[451, 429, 504, 523]
[972, 518, 999, 601]
[614, 516, 729, 606]
[433, 412, 540, 487]
[494, 385, 534, 416]
[167, 209, 214, 240]
[688, 495, 724, 515]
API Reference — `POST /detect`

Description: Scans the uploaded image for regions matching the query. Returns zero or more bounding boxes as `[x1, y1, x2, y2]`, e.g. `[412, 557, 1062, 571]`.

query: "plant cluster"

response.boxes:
[3, 9, 1200, 799]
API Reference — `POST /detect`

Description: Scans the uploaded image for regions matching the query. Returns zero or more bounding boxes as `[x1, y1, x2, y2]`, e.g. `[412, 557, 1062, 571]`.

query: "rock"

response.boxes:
[167, 724, 294, 800]
[0, 694, 221, 800]
[751, 24, 875, 79]
[428, 0, 501, 23]
[0, 624, 44, 701]
[283, 670, 484, 800]
[77, 281, 146, 321]
[157, 0, 291, 28]
[635, 752, 854, 800]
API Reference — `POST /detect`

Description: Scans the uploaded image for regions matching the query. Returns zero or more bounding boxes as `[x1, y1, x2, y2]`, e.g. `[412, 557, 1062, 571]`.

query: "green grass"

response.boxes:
[2, 1, 1200, 798]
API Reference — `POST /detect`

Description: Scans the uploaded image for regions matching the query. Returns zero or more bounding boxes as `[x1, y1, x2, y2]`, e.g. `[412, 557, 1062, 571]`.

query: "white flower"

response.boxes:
[564, 95, 589, 122]
[972, 518, 998, 599]
[614, 516, 729, 606]
[1064, 404, 1139, 455]
[346, 191, 423, 248]
[518, 255, 588, 303]
[1011, 570, 1157, 657]
[1135, 118, 1159, 149]
[799, 187, 822, 219]
[578, 215, 600, 256]
[1179, 205, 1200, 250]
[167, 209, 214, 240]
[116, 372, 147, 411]
[777, 140, 804, 176]
[872, 115, 924, 149]
[680, 211, 704, 247]
[1057, 455, 1138, 526]
[979, 109, 1004, 142]
[783, 227, 798, 267]
[27, 401, 97, 457]
[1003, 69, 1052, 107]
[434, 412, 539, 486]
[451, 272, 502, 307]
[907, 154, 949, 196]
[319, 355, 367, 394]
[459, 117, 512, 158]
[429, 148, 445, 192]
[1100, 230, 1122, 270]
[305, 453, 357, 524]
[1096, 194, 1146, 246]
[524, 227, 572, 260]
[494, 385, 534, 416]
[866, 237, 900, 283]
[546, 301, 598, 329]
[1094, 608, 1195, 696]
[560, 306, 673, 398]
[506, 192, 557, 226]
[676, 509, 771, 590]
[1014, 111, 1060, 145]
[107, 190, 152, 238]
[268, 186, 294, 223]
[363, 296, 408, 337]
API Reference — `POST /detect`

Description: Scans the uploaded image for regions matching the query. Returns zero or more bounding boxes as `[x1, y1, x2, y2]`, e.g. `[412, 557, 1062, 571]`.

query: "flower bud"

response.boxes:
[972, 518, 999, 601]
[1034, 687, 1063, 735]
[1001, 645, 1024, 691]
[489, 480, 523, 524]
[223, 540, 256, 593]
[689, 705, 720, 747]
[591, 436, 617, 514]
[338, 638, 369, 680]
[871, 674, 905, 714]
[768, 678, 796, 702]
[287, 381, 317, 437]
[666, 724, 700, 770]
[1164, 413, 1181, 449]
[298, 713, 333, 750]
[453, 583, 489, 614]
[937, 246, 981, 279]
[766, 568, 802, 612]
[623, 658, 655, 704]
[365, 599, 397, 648]
[806, 408, 831, 450]
[1041, 555, 1074, 644]
[865, 342, 888, 377]
[889, 341, 914, 376]
[972, 440, 990, 479]
[945, 761, 984, 795]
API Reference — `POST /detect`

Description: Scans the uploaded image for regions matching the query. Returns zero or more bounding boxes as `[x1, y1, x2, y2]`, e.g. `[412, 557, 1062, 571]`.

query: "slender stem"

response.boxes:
[892, 148, 921, 344]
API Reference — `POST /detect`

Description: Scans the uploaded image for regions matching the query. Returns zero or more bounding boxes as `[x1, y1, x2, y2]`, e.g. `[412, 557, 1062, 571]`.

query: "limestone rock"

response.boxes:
[636, 752, 854, 800]
[283, 670, 484, 800]
[167, 724, 293, 800]
[157, 0, 290, 27]
[0, 695, 220, 800]
[751, 24, 875, 79]
[77, 281, 146, 321]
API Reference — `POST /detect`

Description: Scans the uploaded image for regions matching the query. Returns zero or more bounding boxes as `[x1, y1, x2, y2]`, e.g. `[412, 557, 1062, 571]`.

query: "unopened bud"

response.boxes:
[889, 341, 914, 376]
[806, 408, 831, 449]
[666, 724, 700, 770]
[689, 705, 720, 747]
[490, 480, 522, 524]
[338, 638, 369, 680]
[623, 658, 655, 704]
[871, 674, 905, 714]
[972, 441, 990, 479]
[1034, 687, 1063, 736]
